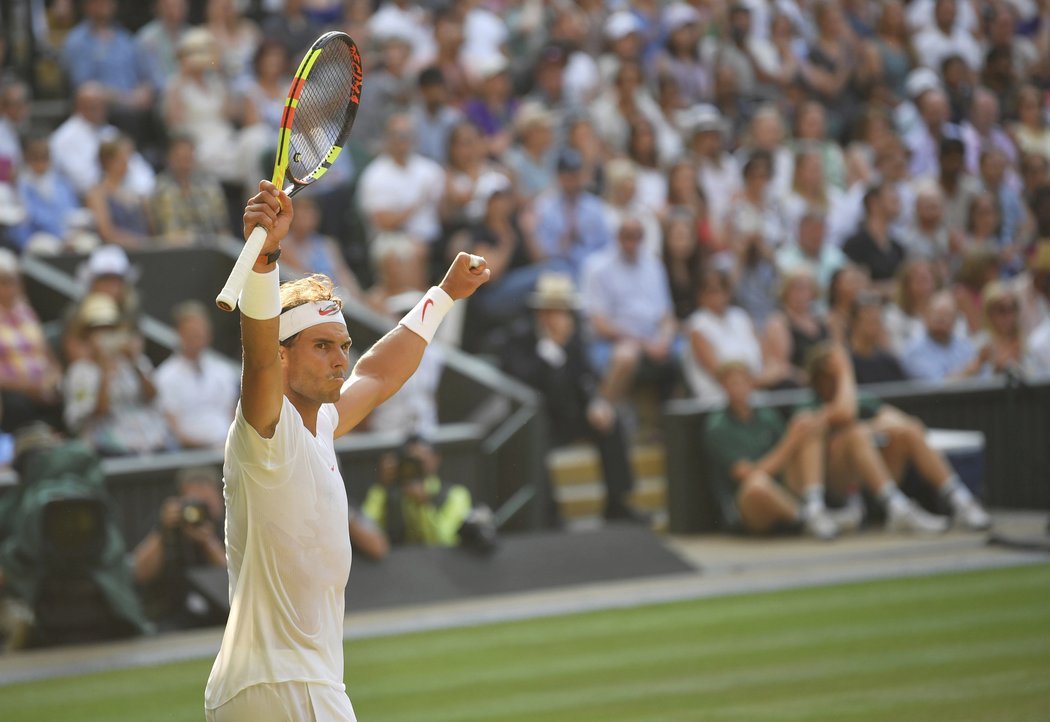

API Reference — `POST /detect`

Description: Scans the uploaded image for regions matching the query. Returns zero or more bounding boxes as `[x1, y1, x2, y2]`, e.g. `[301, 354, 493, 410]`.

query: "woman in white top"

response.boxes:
[684, 268, 781, 402]
[883, 257, 938, 354]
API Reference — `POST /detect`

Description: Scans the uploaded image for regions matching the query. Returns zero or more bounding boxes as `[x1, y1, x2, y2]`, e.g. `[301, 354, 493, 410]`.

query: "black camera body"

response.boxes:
[181, 499, 210, 527]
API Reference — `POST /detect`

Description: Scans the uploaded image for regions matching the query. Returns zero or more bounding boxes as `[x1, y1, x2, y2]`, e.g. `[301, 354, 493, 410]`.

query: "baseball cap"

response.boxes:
[664, 3, 701, 32]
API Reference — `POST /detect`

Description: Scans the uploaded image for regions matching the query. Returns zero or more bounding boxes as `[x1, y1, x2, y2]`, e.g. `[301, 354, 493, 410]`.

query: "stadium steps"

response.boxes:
[547, 443, 668, 532]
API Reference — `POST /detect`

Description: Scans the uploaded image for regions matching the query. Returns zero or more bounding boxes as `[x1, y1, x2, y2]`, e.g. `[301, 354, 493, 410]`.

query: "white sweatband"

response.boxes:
[239, 266, 281, 320]
[279, 300, 347, 342]
[399, 286, 454, 344]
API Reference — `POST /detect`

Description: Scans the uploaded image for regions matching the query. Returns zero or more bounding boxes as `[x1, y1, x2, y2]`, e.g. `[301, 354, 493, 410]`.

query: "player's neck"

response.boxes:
[286, 389, 321, 436]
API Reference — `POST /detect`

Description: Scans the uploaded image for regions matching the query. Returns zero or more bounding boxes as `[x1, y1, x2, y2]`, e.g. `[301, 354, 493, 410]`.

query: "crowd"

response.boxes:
[0, 0, 1049, 535]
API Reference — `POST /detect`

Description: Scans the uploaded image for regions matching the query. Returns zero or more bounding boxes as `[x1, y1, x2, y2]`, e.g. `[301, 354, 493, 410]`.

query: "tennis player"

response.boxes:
[204, 181, 489, 721]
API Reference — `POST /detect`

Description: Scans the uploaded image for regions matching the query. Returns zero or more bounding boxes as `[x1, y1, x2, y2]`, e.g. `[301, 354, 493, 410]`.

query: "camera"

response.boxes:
[181, 499, 210, 527]
[396, 455, 425, 485]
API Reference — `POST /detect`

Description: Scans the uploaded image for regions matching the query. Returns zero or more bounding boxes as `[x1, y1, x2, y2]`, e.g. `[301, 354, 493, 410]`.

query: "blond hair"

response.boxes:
[280, 274, 343, 314]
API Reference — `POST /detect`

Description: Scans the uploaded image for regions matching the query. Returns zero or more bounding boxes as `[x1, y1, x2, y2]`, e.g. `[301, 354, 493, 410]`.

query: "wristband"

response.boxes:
[239, 265, 281, 320]
[399, 286, 454, 344]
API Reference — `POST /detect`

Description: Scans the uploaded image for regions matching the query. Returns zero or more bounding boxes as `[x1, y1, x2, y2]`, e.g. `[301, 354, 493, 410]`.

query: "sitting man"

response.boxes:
[848, 292, 908, 384]
[703, 362, 842, 540]
[362, 435, 472, 547]
[132, 467, 227, 630]
[495, 272, 639, 523]
[803, 344, 991, 532]
[901, 291, 979, 382]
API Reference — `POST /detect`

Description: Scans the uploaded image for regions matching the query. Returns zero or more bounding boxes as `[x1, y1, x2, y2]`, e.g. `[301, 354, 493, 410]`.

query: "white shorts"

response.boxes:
[205, 681, 357, 722]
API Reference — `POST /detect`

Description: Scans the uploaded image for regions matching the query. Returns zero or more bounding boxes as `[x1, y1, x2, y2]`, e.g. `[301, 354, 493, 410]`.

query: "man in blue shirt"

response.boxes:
[902, 291, 980, 381]
[63, 0, 153, 129]
[533, 148, 611, 279]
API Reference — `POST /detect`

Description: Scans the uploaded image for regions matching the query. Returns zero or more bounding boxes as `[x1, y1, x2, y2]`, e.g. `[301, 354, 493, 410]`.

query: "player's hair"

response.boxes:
[279, 274, 344, 346]
[804, 341, 836, 386]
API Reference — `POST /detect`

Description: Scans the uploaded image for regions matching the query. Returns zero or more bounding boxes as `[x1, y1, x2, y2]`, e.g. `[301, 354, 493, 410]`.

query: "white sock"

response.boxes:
[940, 475, 974, 509]
[803, 485, 826, 515]
[879, 484, 910, 514]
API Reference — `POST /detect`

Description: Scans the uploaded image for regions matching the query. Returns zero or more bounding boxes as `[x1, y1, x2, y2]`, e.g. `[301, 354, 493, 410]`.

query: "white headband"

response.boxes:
[279, 300, 347, 342]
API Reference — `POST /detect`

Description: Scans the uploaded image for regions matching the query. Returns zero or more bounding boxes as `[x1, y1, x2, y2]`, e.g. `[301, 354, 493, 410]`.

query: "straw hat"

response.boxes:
[528, 273, 580, 310]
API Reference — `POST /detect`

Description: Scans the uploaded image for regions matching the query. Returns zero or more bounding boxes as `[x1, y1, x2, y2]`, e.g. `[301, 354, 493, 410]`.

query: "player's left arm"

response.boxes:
[333, 253, 489, 436]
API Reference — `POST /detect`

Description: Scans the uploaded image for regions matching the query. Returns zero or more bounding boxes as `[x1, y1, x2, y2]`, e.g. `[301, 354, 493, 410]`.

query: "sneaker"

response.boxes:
[886, 500, 949, 534]
[953, 497, 992, 531]
[803, 507, 839, 541]
[827, 497, 865, 533]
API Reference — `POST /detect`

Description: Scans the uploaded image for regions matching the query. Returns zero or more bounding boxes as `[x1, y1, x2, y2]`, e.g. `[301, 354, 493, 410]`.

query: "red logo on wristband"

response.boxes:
[421, 298, 434, 321]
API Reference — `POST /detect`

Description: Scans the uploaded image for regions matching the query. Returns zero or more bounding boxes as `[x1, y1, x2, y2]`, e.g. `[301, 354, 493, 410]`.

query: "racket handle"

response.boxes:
[216, 225, 270, 312]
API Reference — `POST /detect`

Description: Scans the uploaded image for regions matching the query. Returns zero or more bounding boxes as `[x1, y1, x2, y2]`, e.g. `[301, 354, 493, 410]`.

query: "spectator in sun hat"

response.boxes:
[63, 245, 142, 364]
[598, 10, 644, 84]
[0, 249, 64, 434]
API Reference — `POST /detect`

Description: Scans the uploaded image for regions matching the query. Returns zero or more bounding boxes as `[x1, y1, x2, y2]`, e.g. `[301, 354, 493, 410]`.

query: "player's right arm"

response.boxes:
[239, 181, 293, 439]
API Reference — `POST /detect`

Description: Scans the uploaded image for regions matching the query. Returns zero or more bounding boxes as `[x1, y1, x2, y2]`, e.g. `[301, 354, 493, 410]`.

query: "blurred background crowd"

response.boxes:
[0, 0, 1049, 643]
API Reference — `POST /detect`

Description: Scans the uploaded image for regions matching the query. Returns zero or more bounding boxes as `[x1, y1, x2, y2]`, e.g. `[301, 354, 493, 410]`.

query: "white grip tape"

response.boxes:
[238, 265, 281, 320]
[216, 224, 268, 311]
[399, 286, 454, 344]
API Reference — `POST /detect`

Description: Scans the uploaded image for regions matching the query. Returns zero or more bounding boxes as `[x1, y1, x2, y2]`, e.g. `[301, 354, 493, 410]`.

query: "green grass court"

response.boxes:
[2, 564, 1048, 722]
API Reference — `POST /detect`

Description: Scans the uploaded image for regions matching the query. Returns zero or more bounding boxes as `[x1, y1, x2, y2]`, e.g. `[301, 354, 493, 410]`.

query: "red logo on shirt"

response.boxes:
[318, 303, 341, 317]
[421, 298, 434, 322]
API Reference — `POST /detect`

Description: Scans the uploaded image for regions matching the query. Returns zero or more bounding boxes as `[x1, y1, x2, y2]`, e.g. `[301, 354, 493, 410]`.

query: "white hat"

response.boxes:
[605, 11, 643, 41]
[664, 3, 701, 32]
[370, 14, 415, 45]
[685, 103, 727, 135]
[78, 244, 137, 286]
[474, 54, 509, 82]
[905, 68, 942, 99]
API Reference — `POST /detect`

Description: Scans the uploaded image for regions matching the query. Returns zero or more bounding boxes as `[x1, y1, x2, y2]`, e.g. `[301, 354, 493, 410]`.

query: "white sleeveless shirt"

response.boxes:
[205, 397, 352, 709]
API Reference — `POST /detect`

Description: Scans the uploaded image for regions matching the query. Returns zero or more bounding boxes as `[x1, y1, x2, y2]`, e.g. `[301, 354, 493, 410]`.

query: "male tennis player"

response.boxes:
[204, 181, 489, 721]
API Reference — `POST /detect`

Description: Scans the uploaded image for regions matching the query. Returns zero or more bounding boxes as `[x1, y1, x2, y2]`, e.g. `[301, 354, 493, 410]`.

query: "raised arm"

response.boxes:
[334, 253, 489, 436]
[239, 181, 293, 438]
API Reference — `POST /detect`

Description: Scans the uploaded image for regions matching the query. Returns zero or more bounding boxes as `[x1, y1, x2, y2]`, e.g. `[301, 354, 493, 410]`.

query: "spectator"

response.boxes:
[962, 190, 1004, 254]
[440, 121, 510, 232]
[684, 268, 766, 402]
[496, 272, 640, 522]
[902, 290, 979, 381]
[362, 436, 473, 547]
[848, 292, 908, 384]
[666, 159, 719, 253]
[430, 8, 469, 105]
[368, 0, 438, 75]
[62, 293, 171, 457]
[799, 3, 858, 142]
[239, 40, 291, 132]
[913, 0, 982, 71]
[662, 210, 703, 322]
[1011, 86, 1050, 164]
[351, 26, 417, 158]
[953, 247, 1001, 336]
[1016, 242, 1050, 337]
[775, 211, 847, 296]
[163, 29, 240, 186]
[791, 102, 847, 191]
[357, 113, 445, 248]
[364, 232, 429, 321]
[84, 135, 152, 249]
[962, 87, 1018, 178]
[941, 53, 974, 125]
[736, 105, 794, 199]
[625, 118, 669, 216]
[62, 0, 154, 134]
[410, 66, 463, 166]
[936, 137, 981, 233]
[581, 217, 677, 406]
[502, 101, 556, 202]
[803, 344, 990, 531]
[974, 281, 1026, 377]
[532, 148, 611, 279]
[463, 55, 517, 158]
[135, 0, 189, 92]
[261, 0, 320, 59]
[703, 362, 840, 539]
[150, 135, 231, 246]
[0, 79, 30, 180]
[279, 196, 362, 299]
[826, 263, 872, 344]
[687, 105, 740, 232]
[601, 159, 662, 258]
[204, 0, 261, 85]
[63, 245, 142, 364]
[867, 0, 915, 102]
[0, 250, 64, 434]
[900, 180, 955, 266]
[132, 467, 227, 630]
[564, 114, 606, 196]
[883, 257, 939, 354]
[154, 301, 238, 450]
[907, 88, 958, 178]
[843, 183, 906, 292]
[726, 150, 789, 256]
[750, 11, 803, 99]
[49, 83, 156, 198]
[978, 149, 1027, 272]
[763, 268, 830, 386]
[651, 4, 707, 106]
[13, 134, 88, 253]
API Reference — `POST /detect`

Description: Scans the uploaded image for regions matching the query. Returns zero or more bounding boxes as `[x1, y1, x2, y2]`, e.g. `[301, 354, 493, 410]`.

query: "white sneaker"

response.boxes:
[886, 500, 950, 534]
[803, 507, 839, 541]
[827, 497, 865, 533]
[953, 497, 992, 531]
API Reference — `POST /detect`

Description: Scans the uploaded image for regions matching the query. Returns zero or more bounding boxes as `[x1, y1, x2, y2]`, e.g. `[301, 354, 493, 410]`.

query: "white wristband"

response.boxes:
[399, 286, 454, 344]
[239, 265, 281, 320]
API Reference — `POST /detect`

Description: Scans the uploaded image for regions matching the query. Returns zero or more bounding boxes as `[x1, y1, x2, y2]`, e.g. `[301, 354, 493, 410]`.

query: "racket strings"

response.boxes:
[287, 41, 358, 184]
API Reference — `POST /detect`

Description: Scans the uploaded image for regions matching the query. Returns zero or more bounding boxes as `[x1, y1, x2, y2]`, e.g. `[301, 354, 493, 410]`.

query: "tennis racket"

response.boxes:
[215, 31, 364, 312]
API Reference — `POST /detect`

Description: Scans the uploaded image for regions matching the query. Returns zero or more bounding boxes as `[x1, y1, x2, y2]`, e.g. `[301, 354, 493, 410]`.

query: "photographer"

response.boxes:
[132, 467, 226, 630]
[362, 436, 473, 547]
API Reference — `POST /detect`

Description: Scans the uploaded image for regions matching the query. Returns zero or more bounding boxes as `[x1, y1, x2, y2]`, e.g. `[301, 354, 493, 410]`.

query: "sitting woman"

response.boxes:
[62, 294, 172, 457]
[85, 136, 152, 248]
[763, 268, 829, 387]
[684, 268, 786, 402]
[969, 281, 1026, 378]
[826, 263, 871, 345]
[882, 257, 938, 355]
